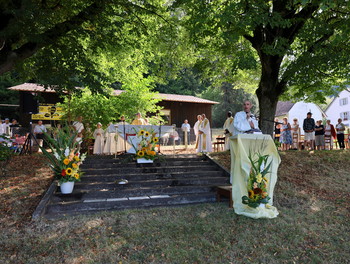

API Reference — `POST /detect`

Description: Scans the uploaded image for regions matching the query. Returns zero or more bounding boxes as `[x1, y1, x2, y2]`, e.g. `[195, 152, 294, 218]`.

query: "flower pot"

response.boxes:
[137, 158, 153, 163]
[60, 181, 75, 194]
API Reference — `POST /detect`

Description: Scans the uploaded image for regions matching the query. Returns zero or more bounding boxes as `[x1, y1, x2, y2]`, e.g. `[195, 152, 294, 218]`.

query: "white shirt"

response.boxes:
[73, 121, 84, 133]
[233, 111, 259, 136]
[34, 124, 47, 134]
[181, 123, 190, 132]
[336, 123, 345, 134]
[0, 123, 4, 134]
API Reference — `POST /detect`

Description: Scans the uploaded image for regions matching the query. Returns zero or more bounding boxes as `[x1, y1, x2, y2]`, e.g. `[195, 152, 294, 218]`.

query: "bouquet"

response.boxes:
[40, 126, 86, 183]
[130, 128, 159, 160]
[242, 151, 272, 208]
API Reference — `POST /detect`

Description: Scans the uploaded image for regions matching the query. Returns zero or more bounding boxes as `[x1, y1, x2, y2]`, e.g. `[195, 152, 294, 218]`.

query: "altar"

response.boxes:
[230, 134, 280, 219]
[116, 124, 174, 153]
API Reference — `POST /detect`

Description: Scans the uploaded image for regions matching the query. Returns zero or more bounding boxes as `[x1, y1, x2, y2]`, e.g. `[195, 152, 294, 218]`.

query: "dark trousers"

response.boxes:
[337, 133, 345, 149]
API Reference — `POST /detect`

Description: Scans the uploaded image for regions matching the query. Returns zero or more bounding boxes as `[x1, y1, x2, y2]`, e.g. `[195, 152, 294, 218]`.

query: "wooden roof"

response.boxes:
[275, 101, 295, 116]
[8, 83, 218, 105]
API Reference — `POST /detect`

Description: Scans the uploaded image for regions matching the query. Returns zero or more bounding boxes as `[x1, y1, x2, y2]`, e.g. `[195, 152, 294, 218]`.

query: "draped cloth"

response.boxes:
[103, 124, 117, 154]
[230, 134, 280, 219]
[93, 128, 105, 154]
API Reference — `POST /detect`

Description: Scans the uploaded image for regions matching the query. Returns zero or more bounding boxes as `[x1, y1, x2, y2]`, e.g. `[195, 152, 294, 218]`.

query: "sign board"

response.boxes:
[31, 104, 64, 120]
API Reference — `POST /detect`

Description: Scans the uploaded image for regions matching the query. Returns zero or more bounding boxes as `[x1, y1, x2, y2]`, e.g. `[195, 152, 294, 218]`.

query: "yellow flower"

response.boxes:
[256, 173, 262, 183]
[248, 190, 254, 199]
[153, 137, 159, 143]
[74, 173, 80, 179]
[72, 163, 78, 169]
[137, 150, 145, 157]
[142, 147, 147, 152]
[144, 131, 150, 137]
[74, 156, 80, 162]
[66, 168, 73, 175]
[146, 150, 153, 156]
[151, 151, 156, 156]
[63, 159, 70, 165]
[138, 130, 145, 136]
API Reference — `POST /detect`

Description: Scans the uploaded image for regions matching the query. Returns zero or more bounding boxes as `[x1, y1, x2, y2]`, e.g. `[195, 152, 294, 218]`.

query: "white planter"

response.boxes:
[137, 158, 153, 163]
[60, 181, 75, 194]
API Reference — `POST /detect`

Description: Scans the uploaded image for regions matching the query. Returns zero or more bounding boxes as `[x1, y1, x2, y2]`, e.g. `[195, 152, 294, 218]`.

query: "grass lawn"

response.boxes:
[0, 151, 349, 263]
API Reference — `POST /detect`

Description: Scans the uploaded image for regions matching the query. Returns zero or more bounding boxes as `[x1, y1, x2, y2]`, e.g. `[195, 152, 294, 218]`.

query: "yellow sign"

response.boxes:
[32, 104, 64, 120]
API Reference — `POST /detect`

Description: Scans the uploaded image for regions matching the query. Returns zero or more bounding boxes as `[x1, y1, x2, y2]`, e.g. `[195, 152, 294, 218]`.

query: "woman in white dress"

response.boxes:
[93, 122, 104, 155]
[103, 123, 117, 155]
[291, 118, 300, 150]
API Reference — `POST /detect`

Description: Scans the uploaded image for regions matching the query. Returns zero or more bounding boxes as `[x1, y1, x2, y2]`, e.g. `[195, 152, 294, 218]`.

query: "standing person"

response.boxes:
[9, 119, 20, 136]
[303, 112, 315, 150]
[2, 118, 11, 136]
[116, 116, 131, 153]
[196, 114, 212, 153]
[131, 112, 147, 125]
[314, 120, 325, 150]
[0, 119, 4, 135]
[233, 100, 260, 136]
[223, 111, 234, 150]
[103, 122, 117, 155]
[291, 118, 300, 150]
[93, 122, 105, 155]
[274, 118, 282, 142]
[279, 117, 293, 151]
[33, 120, 47, 151]
[193, 115, 202, 145]
[181, 119, 191, 146]
[336, 118, 346, 149]
[324, 120, 336, 150]
[73, 116, 84, 133]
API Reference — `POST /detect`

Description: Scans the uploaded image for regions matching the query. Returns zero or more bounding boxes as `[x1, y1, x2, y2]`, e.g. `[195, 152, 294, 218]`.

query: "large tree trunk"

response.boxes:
[256, 55, 286, 136]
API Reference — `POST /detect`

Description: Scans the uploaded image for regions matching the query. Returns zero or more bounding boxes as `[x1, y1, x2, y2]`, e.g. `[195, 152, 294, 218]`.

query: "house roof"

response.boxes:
[8, 83, 57, 93]
[112, 90, 218, 104]
[325, 89, 350, 113]
[275, 101, 295, 116]
[8, 83, 218, 105]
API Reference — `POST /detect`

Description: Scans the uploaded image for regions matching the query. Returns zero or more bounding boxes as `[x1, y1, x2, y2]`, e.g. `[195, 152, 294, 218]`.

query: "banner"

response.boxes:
[31, 104, 64, 120]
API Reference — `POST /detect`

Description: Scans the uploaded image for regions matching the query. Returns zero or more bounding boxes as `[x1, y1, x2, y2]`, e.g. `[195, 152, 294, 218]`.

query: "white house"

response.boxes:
[325, 89, 350, 127]
[275, 101, 326, 134]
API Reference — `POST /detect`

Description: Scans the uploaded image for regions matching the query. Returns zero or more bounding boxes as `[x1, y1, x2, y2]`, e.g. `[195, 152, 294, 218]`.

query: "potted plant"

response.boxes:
[40, 126, 86, 194]
[130, 128, 159, 163]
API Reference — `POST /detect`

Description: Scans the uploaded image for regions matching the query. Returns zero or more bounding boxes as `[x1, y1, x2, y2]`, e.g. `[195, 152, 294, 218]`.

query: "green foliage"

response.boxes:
[0, 139, 14, 162]
[40, 125, 86, 183]
[0, 74, 20, 120]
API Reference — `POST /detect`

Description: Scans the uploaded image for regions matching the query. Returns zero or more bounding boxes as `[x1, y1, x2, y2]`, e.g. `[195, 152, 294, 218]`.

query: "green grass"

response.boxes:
[1, 151, 350, 263]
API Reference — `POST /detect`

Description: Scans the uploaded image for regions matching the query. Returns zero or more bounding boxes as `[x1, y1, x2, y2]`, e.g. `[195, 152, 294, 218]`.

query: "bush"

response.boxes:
[0, 143, 14, 161]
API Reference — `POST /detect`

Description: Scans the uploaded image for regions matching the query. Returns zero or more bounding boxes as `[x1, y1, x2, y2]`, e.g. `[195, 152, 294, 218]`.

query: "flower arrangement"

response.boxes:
[131, 128, 159, 160]
[242, 151, 272, 208]
[40, 126, 86, 183]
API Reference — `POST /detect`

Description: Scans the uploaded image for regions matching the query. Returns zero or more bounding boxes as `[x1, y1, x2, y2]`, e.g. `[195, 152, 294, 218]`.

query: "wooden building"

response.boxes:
[8, 83, 218, 128]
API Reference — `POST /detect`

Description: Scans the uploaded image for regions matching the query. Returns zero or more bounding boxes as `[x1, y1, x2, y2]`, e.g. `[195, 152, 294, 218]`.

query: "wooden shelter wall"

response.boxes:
[158, 101, 213, 127]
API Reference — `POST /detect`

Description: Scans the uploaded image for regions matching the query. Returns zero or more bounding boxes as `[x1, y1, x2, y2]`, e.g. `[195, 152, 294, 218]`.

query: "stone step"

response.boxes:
[81, 170, 224, 182]
[51, 185, 217, 203]
[80, 160, 209, 169]
[71, 176, 229, 190]
[45, 192, 217, 218]
[81, 165, 218, 175]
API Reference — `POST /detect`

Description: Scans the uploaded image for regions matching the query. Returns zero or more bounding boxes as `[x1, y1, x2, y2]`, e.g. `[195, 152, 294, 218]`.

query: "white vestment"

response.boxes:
[197, 118, 212, 153]
[233, 111, 259, 136]
[93, 128, 105, 154]
[103, 124, 117, 154]
[73, 121, 84, 133]
[223, 117, 234, 150]
[116, 122, 131, 152]
[193, 120, 201, 145]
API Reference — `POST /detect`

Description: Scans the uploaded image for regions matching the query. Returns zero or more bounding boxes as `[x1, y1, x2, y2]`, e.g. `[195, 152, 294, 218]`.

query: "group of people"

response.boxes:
[0, 118, 21, 136]
[274, 112, 347, 150]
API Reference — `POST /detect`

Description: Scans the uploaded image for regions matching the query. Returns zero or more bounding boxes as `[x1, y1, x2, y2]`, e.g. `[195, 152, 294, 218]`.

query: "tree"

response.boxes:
[172, 0, 350, 134]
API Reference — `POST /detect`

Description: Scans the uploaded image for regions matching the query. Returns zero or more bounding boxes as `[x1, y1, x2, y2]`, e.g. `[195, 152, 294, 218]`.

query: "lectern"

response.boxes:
[230, 134, 280, 219]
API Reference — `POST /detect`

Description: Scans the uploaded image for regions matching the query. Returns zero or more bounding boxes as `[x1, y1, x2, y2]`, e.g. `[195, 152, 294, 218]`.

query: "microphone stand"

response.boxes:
[158, 120, 162, 154]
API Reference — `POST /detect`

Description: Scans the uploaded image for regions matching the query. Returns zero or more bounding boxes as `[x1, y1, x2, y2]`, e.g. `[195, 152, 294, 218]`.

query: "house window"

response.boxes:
[340, 111, 349, 121]
[339, 97, 348, 106]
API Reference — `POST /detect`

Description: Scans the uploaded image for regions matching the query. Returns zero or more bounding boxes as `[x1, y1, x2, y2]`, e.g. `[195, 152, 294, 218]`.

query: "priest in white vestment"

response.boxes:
[196, 114, 213, 153]
[116, 116, 131, 153]
[223, 111, 234, 150]
[233, 100, 260, 136]
[103, 123, 117, 155]
[93, 122, 105, 154]
[131, 112, 147, 125]
[193, 115, 202, 146]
